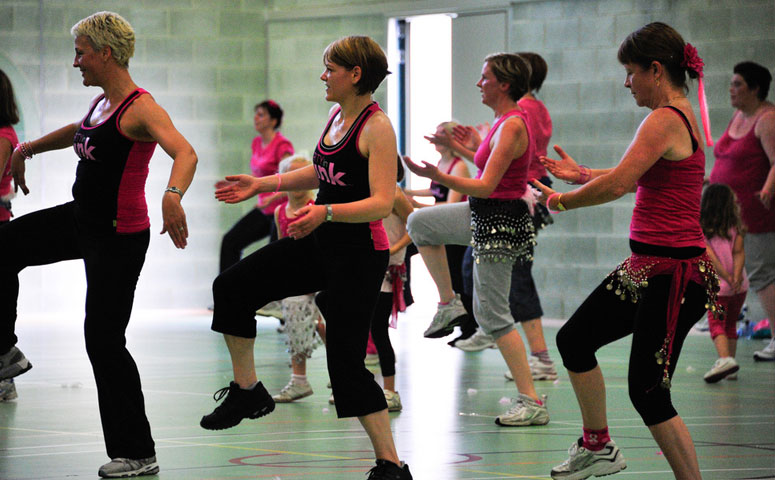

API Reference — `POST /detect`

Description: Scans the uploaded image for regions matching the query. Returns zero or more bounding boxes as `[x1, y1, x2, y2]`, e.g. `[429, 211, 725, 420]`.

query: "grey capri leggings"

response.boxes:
[407, 202, 517, 340]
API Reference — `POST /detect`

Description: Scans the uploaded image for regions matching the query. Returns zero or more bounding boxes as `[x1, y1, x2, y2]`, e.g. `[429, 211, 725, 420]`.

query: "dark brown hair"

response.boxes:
[701, 183, 746, 240]
[0, 69, 20, 127]
[734, 61, 771, 101]
[324, 36, 390, 96]
[617, 22, 697, 92]
[517, 52, 548, 93]
[484, 53, 531, 101]
[255, 99, 283, 130]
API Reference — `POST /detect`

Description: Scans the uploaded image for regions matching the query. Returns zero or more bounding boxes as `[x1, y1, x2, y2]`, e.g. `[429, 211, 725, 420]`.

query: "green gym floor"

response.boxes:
[1, 296, 774, 479]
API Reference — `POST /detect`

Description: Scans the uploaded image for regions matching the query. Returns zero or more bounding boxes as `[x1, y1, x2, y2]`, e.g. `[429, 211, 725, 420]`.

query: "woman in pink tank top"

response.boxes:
[532, 23, 721, 480]
[709, 61, 775, 362]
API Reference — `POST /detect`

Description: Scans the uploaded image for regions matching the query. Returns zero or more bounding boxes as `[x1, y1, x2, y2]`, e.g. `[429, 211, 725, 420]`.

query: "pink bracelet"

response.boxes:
[274, 173, 282, 192]
[575, 165, 590, 185]
[546, 192, 566, 213]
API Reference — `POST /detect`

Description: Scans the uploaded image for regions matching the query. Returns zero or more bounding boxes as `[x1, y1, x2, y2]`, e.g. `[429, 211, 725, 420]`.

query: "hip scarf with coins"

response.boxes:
[469, 196, 536, 265]
[605, 252, 722, 390]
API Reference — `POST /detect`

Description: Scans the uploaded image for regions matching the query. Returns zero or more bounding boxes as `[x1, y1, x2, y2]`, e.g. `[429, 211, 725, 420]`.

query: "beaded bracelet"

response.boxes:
[16, 142, 34, 159]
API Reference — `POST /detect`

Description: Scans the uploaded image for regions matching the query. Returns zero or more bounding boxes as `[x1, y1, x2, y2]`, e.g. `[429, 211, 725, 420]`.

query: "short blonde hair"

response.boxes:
[279, 154, 312, 174]
[323, 36, 389, 95]
[71, 11, 135, 68]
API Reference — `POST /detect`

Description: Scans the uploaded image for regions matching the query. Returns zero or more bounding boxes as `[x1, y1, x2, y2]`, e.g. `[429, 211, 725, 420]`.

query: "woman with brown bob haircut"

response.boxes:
[205, 36, 412, 479]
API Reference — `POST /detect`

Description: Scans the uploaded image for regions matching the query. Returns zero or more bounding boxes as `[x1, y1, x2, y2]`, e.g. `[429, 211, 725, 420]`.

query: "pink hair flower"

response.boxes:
[681, 43, 704, 78]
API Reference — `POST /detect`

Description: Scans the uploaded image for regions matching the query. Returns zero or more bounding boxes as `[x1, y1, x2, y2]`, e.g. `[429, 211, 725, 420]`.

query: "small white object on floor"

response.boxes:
[499, 396, 511, 404]
[466, 388, 477, 395]
[322, 407, 329, 413]
[685, 365, 695, 373]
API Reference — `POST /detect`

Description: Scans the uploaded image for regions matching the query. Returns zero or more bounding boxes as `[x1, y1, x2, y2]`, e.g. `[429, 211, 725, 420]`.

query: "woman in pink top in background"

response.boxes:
[0, 70, 19, 226]
[218, 100, 294, 273]
[533, 22, 721, 480]
[709, 61, 775, 362]
[0, 70, 20, 404]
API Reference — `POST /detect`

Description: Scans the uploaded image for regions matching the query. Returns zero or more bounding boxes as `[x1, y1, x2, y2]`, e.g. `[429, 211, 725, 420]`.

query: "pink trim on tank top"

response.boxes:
[369, 219, 389, 250]
[116, 141, 154, 233]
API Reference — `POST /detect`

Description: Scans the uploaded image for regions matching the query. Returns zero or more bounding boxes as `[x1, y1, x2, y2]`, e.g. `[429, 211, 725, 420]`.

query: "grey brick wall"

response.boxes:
[1, 0, 772, 320]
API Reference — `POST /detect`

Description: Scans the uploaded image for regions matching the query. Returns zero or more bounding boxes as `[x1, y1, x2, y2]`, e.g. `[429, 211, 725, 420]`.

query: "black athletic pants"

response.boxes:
[557, 274, 707, 426]
[212, 234, 389, 417]
[219, 208, 278, 273]
[0, 202, 154, 459]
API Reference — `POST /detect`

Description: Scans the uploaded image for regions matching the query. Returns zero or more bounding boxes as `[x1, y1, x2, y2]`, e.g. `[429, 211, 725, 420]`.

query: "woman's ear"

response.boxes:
[350, 65, 362, 85]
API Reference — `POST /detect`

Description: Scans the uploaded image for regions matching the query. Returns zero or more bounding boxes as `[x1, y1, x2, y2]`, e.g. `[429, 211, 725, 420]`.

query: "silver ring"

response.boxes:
[178, 226, 184, 231]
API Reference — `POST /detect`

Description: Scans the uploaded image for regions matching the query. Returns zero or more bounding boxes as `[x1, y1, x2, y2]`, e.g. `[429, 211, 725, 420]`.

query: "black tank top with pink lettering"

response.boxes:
[313, 102, 388, 249]
[72, 88, 156, 233]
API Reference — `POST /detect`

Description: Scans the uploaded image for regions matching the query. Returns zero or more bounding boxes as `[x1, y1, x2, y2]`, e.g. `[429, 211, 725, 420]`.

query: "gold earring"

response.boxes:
[656, 79, 660, 87]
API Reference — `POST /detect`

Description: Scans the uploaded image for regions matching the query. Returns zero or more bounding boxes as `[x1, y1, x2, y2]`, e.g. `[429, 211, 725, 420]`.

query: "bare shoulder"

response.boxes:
[756, 106, 775, 134]
[362, 110, 396, 140]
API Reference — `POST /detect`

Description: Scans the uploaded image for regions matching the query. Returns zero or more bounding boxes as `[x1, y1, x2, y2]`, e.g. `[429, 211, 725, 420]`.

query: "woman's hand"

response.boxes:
[10, 148, 29, 195]
[286, 204, 326, 240]
[540, 145, 582, 183]
[758, 188, 773, 209]
[403, 155, 440, 180]
[214, 179, 235, 190]
[161, 192, 188, 249]
[731, 272, 744, 293]
[451, 124, 482, 151]
[529, 178, 556, 205]
[215, 175, 260, 203]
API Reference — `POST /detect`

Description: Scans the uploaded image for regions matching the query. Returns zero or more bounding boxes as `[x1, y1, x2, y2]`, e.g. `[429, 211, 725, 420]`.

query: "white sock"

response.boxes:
[292, 374, 308, 385]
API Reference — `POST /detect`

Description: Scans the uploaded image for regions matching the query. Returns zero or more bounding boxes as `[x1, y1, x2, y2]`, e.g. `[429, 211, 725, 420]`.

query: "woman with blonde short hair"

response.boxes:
[0, 10, 197, 478]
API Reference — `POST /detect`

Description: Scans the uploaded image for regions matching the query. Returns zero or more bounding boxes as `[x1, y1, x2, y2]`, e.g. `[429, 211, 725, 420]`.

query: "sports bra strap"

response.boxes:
[663, 105, 698, 153]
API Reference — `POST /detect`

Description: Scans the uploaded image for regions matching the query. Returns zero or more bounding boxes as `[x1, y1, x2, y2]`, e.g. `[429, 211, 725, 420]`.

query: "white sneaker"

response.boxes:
[424, 294, 468, 338]
[365, 353, 380, 366]
[272, 381, 313, 403]
[384, 389, 402, 412]
[495, 393, 549, 426]
[506, 356, 558, 381]
[98, 456, 159, 478]
[455, 330, 496, 352]
[703, 357, 739, 383]
[551, 438, 626, 480]
[0, 378, 17, 401]
[726, 373, 738, 380]
[754, 338, 775, 361]
[328, 393, 335, 405]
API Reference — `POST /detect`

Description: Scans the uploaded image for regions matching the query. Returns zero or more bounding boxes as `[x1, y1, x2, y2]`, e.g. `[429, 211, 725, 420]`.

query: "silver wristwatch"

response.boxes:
[325, 204, 334, 222]
[165, 186, 184, 197]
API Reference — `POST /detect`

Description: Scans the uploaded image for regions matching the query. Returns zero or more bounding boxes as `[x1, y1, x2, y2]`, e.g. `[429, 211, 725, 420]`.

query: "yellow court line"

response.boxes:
[455, 468, 550, 479]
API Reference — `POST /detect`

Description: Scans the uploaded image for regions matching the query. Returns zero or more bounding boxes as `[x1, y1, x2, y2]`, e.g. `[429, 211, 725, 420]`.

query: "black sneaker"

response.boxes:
[366, 459, 412, 479]
[0, 346, 32, 380]
[200, 381, 275, 430]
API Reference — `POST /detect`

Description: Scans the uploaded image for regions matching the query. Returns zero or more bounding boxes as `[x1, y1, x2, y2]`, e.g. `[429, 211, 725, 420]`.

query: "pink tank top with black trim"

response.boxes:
[473, 109, 532, 199]
[630, 106, 705, 248]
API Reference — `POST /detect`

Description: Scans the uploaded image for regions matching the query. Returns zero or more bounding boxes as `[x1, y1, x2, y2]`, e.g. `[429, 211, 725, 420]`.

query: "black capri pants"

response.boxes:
[556, 273, 707, 426]
[212, 233, 389, 418]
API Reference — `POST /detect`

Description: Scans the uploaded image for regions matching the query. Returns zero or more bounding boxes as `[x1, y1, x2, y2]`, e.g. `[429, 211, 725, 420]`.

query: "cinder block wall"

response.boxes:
[510, 0, 775, 319]
[1, 0, 772, 320]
